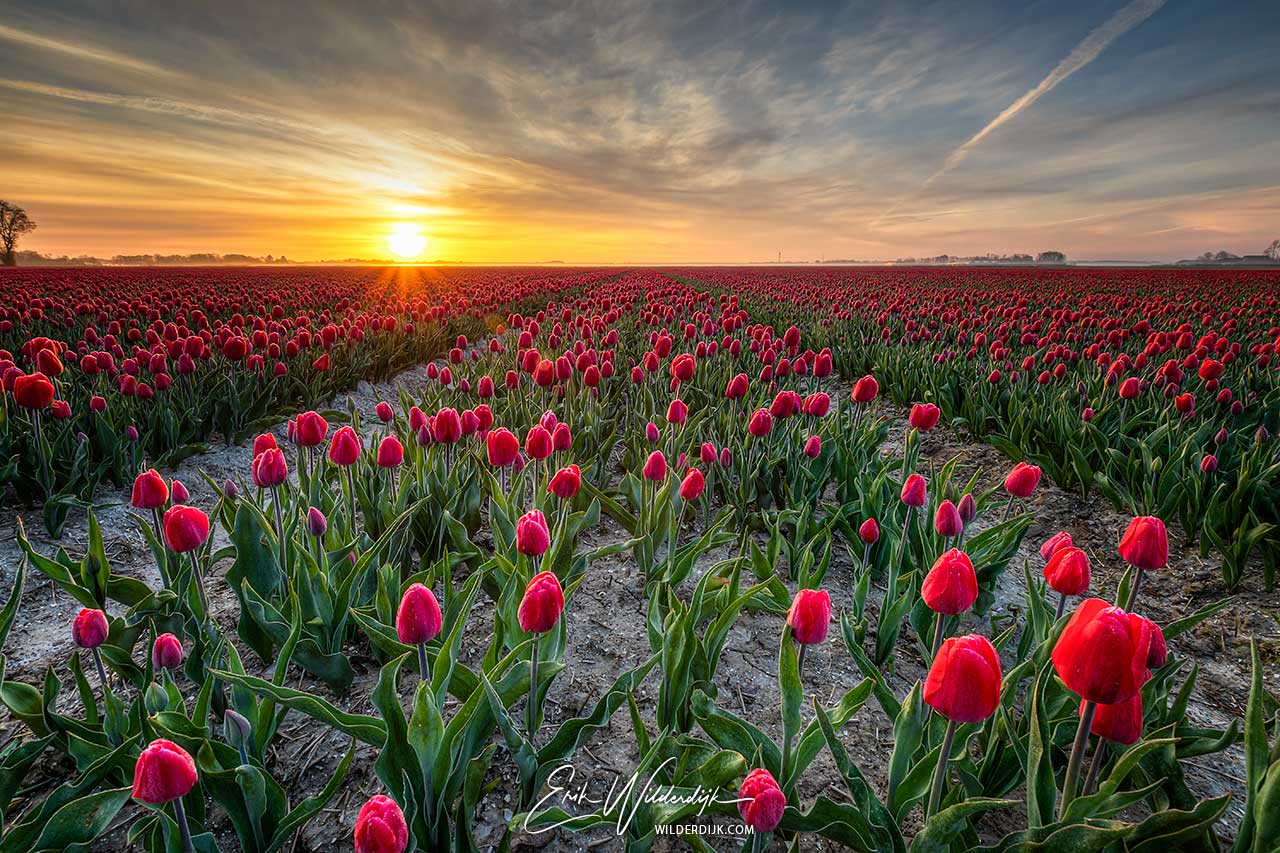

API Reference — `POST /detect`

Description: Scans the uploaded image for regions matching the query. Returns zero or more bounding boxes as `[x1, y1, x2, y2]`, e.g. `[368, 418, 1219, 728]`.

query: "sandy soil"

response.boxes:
[1, 360, 1273, 852]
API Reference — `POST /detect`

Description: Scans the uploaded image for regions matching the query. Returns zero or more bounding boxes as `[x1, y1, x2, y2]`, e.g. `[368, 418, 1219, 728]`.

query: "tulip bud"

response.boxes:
[1200, 454, 1217, 473]
[518, 570, 565, 633]
[223, 709, 253, 761]
[516, 509, 551, 557]
[858, 518, 879, 544]
[933, 500, 962, 538]
[645, 421, 661, 442]
[802, 435, 821, 458]
[395, 583, 443, 645]
[222, 478, 239, 500]
[73, 608, 109, 649]
[719, 447, 732, 468]
[306, 506, 328, 537]
[375, 401, 394, 422]
[170, 479, 189, 503]
[786, 588, 831, 645]
[152, 632, 184, 670]
[956, 493, 976, 524]
[900, 473, 926, 507]
[738, 768, 785, 833]
[144, 681, 169, 714]
[132, 738, 198, 804]
[354, 794, 409, 853]
[551, 422, 572, 451]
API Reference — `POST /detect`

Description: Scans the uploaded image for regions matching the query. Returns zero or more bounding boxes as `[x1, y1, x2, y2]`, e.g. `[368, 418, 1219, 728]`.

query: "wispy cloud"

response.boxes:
[0, 22, 176, 77]
[877, 0, 1167, 224]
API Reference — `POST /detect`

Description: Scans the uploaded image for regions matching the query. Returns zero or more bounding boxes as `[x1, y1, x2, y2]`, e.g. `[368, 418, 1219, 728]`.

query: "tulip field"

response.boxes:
[0, 264, 1277, 852]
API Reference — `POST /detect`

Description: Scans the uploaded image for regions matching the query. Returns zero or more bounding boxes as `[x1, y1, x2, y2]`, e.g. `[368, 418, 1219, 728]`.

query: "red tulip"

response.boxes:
[665, 398, 688, 426]
[13, 372, 55, 409]
[1118, 516, 1168, 571]
[295, 410, 328, 446]
[328, 426, 362, 466]
[670, 352, 696, 382]
[738, 768, 785, 833]
[152, 632, 184, 670]
[252, 448, 288, 488]
[1040, 531, 1073, 561]
[900, 473, 926, 507]
[396, 583, 443, 645]
[376, 435, 404, 468]
[253, 433, 278, 456]
[518, 570, 564, 633]
[163, 505, 210, 553]
[486, 428, 520, 466]
[1087, 691, 1144, 745]
[1052, 598, 1152, 704]
[724, 373, 749, 399]
[375, 401, 394, 422]
[354, 794, 408, 853]
[517, 509, 551, 557]
[1145, 619, 1167, 669]
[1043, 546, 1091, 596]
[924, 634, 1002, 723]
[909, 402, 940, 431]
[859, 518, 879, 544]
[132, 738, 198, 804]
[747, 408, 772, 437]
[1118, 377, 1140, 399]
[802, 435, 821, 458]
[552, 422, 572, 451]
[786, 588, 831, 645]
[643, 450, 667, 482]
[131, 469, 169, 510]
[921, 549, 977, 615]
[1004, 462, 1041, 498]
[679, 468, 705, 500]
[525, 425, 553, 460]
[432, 407, 462, 444]
[72, 608, 109, 648]
[548, 464, 581, 499]
[933, 500, 962, 538]
[851, 375, 878, 404]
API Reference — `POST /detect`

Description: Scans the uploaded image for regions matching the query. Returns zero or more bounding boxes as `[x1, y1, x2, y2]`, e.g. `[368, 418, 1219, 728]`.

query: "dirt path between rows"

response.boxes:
[0, 358, 1274, 851]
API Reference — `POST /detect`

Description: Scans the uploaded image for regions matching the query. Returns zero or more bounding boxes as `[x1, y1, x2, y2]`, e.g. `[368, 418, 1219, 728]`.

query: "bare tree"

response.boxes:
[1, 201, 37, 266]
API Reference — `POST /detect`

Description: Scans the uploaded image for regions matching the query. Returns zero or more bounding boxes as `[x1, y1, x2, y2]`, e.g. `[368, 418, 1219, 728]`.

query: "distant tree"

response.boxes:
[1265, 239, 1280, 261]
[1036, 251, 1066, 264]
[0, 201, 37, 266]
[1214, 250, 1240, 261]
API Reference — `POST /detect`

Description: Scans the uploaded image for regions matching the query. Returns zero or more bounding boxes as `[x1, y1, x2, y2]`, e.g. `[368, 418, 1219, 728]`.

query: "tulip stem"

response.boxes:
[272, 488, 286, 574]
[172, 795, 195, 853]
[1060, 700, 1096, 820]
[527, 638, 539, 741]
[417, 642, 429, 680]
[1055, 592, 1067, 620]
[91, 647, 108, 689]
[1083, 738, 1106, 797]
[797, 642, 807, 682]
[926, 719, 957, 820]
[152, 508, 170, 589]
[1124, 569, 1144, 611]
[190, 553, 209, 618]
[930, 615, 946, 661]
[752, 832, 762, 853]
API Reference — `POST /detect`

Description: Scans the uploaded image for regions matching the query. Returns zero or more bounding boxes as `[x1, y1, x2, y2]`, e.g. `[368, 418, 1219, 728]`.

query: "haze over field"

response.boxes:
[2, 0, 1278, 263]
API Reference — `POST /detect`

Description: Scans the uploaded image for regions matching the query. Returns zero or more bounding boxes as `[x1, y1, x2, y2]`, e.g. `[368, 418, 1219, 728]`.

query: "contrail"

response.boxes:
[876, 0, 1166, 226]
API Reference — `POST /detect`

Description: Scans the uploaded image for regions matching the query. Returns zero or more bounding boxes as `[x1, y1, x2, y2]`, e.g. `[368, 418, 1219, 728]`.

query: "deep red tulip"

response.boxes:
[1118, 516, 1168, 571]
[548, 464, 581, 499]
[328, 426, 362, 466]
[13, 372, 55, 409]
[851, 375, 878, 404]
[1040, 531, 1073, 561]
[253, 433, 278, 456]
[1052, 598, 1152, 704]
[747, 408, 773, 437]
[375, 401, 394, 422]
[738, 768, 785, 833]
[787, 588, 831, 645]
[643, 450, 667, 482]
[517, 509, 551, 557]
[152, 632, 184, 670]
[679, 468, 705, 500]
[376, 435, 404, 468]
[859, 518, 879, 544]
[924, 634, 1002, 723]
[909, 402, 940, 431]
[354, 794, 408, 853]
[252, 448, 288, 488]
[132, 739, 198, 804]
[396, 583, 443, 645]
[1004, 462, 1041, 498]
[131, 469, 169, 509]
[1043, 546, 1091, 596]
[295, 410, 328, 446]
[933, 500, 962, 537]
[72, 608, 109, 649]
[163, 505, 210, 553]
[487, 428, 520, 467]
[518, 570, 564, 633]
[1087, 691, 1144, 745]
[921, 549, 978, 615]
[525, 425, 553, 460]
[900, 473, 926, 507]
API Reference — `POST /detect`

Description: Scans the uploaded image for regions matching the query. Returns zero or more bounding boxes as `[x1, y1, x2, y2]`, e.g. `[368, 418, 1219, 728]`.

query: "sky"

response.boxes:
[2, 0, 1278, 263]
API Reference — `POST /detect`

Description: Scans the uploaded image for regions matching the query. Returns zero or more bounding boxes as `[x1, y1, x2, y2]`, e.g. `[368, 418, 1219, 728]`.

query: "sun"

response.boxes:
[387, 223, 427, 260]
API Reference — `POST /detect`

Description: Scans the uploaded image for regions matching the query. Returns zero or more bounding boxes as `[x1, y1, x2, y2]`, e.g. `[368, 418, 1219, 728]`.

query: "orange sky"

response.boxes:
[3, 2, 1278, 263]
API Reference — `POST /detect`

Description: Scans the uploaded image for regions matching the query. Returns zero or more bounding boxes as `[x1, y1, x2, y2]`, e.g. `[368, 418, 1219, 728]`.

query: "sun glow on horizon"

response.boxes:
[387, 222, 428, 259]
